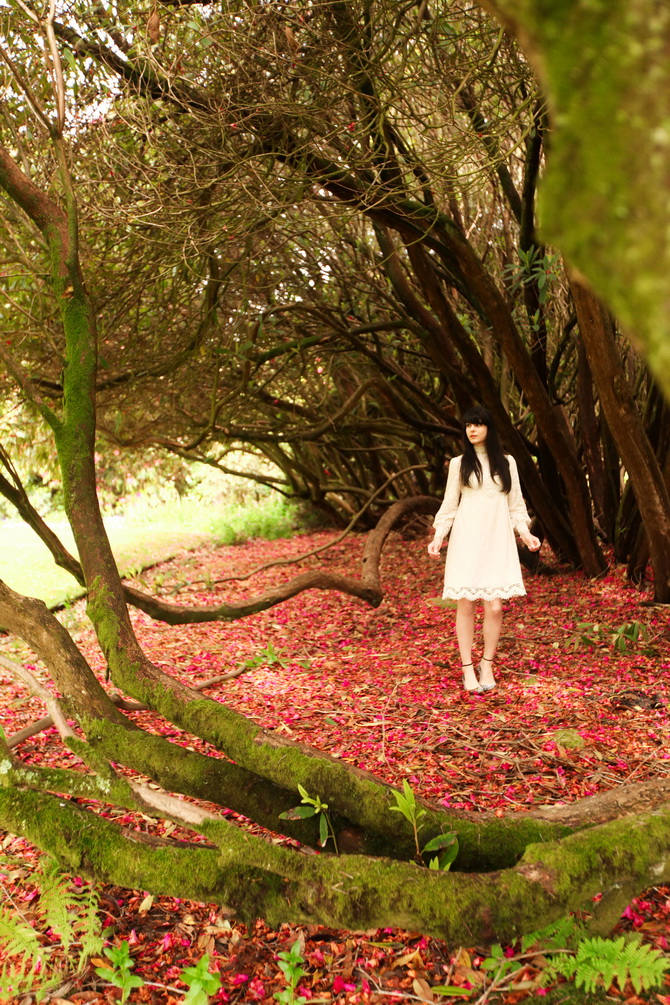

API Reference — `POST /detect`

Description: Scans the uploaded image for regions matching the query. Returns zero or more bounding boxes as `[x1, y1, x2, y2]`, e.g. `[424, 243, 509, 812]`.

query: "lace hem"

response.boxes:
[443, 583, 526, 600]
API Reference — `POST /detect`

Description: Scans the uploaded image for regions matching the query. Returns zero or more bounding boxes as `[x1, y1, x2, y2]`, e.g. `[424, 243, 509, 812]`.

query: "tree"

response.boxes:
[0, 0, 669, 947]
[480, 0, 670, 400]
[4, 0, 670, 582]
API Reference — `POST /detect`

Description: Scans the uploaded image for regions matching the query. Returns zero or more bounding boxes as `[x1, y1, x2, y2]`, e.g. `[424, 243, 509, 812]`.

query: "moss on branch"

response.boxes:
[1, 787, 668, 944]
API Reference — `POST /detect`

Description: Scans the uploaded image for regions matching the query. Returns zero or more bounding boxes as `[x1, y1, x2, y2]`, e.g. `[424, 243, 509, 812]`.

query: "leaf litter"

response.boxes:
[0, 529, 668, 1003]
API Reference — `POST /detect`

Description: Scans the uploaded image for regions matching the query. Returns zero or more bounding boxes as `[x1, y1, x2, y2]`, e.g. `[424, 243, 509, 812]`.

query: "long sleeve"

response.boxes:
[506, 455, 531, 534]
[433, 455, 462, 538]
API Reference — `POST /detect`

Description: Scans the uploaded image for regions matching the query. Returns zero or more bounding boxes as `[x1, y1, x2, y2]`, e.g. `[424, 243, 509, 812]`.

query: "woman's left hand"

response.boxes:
[521, 533, 541, 552]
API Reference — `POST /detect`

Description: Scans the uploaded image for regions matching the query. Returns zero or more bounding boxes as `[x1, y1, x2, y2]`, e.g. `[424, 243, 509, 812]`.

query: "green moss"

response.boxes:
[552, 728, 585, 750]
[1, 787, 665, 943]
[85, 717, 331, 847]
[519, 802, 670, 931]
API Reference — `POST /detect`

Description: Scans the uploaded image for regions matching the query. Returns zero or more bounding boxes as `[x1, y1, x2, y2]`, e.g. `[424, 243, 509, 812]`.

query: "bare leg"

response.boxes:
[480, 599, 503, 689]
[455, 599, 478, 690]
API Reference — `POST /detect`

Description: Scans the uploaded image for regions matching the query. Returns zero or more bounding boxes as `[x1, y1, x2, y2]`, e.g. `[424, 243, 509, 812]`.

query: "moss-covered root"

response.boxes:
[518, 800, 670, 934]
[1, 788, 668, 944]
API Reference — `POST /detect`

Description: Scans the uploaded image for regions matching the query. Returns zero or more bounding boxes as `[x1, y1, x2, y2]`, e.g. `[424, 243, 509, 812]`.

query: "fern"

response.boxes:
[520, 914, 581, 953]
[0, 853, 104, 1000]
[37, 857, 105, 960]
[548, 934, 669, 995]
[0, 902, 49, 1000]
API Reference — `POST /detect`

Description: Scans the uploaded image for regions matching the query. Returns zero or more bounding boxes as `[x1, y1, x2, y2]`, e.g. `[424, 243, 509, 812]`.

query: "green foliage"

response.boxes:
[503, 246, 560, 307]
[208, 494, 312, 546]
[94, 940, 222, 1004]
[0, 904, 50, 1001]
[0, 855, 105, 1002]
[390, 780, 459, 868]
[572, 621, 603, 648]
[521, 914, 579, 952]
[180, 953, 222, 1005]
[549, 934, 669, 996]
[279, 785, 338, 852]
[274, 939, 309, 1005]
[423, 831, 460, 872]
[611, 620, 650, 653]
[572, 620, 653, 654]
[95, 940, 145, 1003]
[389, 778, 426, 857]
[482, 916, 669, 997]
[238, 643, 310, 674]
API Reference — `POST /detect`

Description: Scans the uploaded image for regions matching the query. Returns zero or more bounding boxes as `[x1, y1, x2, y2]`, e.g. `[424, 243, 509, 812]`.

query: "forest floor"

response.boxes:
[1, 526, 669, 1004]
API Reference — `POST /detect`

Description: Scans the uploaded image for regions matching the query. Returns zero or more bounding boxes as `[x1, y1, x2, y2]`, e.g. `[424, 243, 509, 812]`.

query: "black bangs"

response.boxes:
[459, 405, 512, 493]
[462, 406, 492, 427]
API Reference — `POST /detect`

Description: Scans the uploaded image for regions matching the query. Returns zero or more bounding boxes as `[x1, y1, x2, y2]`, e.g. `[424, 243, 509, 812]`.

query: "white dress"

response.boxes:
[433, 448, 531, 601]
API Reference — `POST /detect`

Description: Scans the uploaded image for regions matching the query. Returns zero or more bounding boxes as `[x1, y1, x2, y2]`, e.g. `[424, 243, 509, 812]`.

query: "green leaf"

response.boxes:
[422, 832, 458, 854]
[180, 954, 221, 996]
[401, 778, 416, 806]
[279, 805, 317, 820]
[432, 985, 474, 996]
[183, 987, 209, 1005]
[436, 840, 460, 871]
[318, 812, 328, 847]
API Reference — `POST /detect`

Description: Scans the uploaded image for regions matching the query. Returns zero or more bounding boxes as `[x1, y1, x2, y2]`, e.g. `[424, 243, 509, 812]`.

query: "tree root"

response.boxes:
[1, 786, 668, 944]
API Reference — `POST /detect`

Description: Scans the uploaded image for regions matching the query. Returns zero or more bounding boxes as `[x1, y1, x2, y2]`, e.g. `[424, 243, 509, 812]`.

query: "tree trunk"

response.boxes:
[574, 334, 607, 532]
[570, 274, 670, 602]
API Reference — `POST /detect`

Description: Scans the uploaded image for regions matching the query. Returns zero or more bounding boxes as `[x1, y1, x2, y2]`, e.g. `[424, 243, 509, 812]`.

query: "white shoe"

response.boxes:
[478, 657, 496, 692]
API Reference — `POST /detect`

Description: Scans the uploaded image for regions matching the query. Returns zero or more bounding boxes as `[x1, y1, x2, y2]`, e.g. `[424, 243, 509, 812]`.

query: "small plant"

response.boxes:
[481, 916, 669, 997]
[180, 953, 222, 1005]
[94, 942, 224, 1003]
[423, 831, 460, 871]
[0, 855, 105, 1001]
[502, 246, 559, 306]
[611, 620, 650, 653]
[238, 643, 310, 674]
[273, 938, 309, 1005]
[94, 940, 145, 1003]
[551, 933, 669, 994]
[572, 619, 653, 655]
[389, 780, 459, 869]
[279, 785, 339, 852]
[572, 621, 603, 648]
[389, 779, 426, 857]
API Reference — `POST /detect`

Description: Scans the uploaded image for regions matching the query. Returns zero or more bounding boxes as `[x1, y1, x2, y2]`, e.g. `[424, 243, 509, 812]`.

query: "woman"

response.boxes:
[428, 406, 541, 692]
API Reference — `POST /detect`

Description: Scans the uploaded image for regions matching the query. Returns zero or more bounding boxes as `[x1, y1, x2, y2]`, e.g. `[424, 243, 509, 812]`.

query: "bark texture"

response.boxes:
[569, 274, 670, 602]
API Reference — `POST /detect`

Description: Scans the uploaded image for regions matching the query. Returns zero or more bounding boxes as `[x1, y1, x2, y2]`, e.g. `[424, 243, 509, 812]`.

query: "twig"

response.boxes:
[5, 664, 253, 749]
[0, 654, 76, 743]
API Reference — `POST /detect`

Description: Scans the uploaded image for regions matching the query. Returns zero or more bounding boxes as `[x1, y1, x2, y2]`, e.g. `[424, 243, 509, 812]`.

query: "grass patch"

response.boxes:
[0, 493, 312, 609]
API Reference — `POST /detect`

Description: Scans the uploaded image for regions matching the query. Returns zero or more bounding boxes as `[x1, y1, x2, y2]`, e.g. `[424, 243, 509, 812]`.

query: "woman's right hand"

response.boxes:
[427, 535, 444, 558]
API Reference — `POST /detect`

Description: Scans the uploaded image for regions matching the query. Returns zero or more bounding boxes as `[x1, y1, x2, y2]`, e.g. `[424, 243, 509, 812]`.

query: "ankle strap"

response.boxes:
[481, 656, 494, 662]
[461, 663, 474, 668]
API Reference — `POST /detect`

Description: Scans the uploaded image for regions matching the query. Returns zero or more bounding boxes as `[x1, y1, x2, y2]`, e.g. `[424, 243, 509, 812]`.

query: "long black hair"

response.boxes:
[459, 405, 512, 493]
